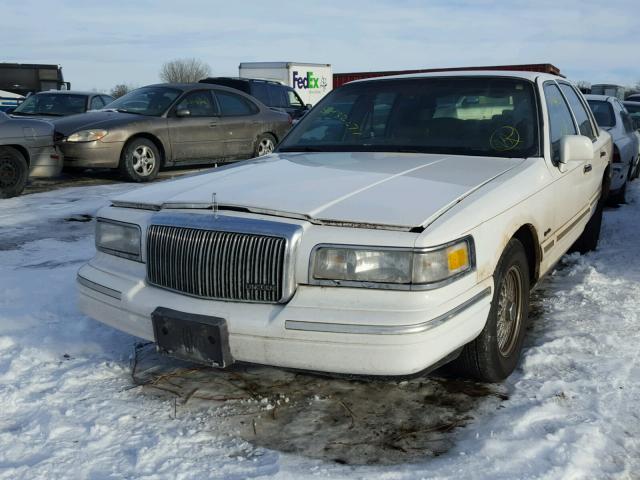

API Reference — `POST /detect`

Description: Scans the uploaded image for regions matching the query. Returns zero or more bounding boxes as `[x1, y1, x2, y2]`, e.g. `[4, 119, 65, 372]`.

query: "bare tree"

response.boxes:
[576, 80, 591, 90]
[110, 83, 134, 98]
[159, 58, 211, 83]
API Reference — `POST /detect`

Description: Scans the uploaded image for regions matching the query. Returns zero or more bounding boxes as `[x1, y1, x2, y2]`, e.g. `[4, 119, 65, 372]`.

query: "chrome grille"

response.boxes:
[147, 224, 287, 303]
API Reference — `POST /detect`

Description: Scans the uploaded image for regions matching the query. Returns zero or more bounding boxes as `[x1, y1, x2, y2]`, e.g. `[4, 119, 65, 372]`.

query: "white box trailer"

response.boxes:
[239, 62, 332, 106]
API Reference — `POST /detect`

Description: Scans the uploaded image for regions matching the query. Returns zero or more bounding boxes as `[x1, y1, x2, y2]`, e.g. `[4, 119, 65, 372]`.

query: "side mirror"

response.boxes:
[559, 135, 593, 172]
[305, 104, 312, 110]
[5, 107, 15, 114]
[175, 108, 191, 118]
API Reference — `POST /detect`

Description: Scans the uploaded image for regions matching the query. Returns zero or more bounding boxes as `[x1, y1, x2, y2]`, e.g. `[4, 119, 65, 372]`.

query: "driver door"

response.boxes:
[167, 90, 226, 163]
[543, 82, 591, 250]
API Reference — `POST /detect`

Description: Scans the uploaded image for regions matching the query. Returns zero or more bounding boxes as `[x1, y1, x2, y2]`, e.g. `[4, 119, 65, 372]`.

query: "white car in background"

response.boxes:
[77, 71, 610, 383]
[586, 95, 639, 203]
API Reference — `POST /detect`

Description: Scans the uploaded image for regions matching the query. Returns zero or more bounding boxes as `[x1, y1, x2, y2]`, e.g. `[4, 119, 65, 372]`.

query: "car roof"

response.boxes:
[145, 83, 254, 92]
[201, 77, 285, 85]
[37, 90, 107, 96]
[350, 70, 562, 84]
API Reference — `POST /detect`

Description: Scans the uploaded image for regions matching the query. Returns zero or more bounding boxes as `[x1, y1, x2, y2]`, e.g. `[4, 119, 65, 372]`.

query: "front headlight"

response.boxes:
[311, 237, 474, 289]
[67, 129, 108, 142]
[96, 218, 142, 261]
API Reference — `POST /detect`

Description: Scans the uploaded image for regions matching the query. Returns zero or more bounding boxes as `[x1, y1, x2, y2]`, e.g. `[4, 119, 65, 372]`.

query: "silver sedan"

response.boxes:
[0, 112, 62, 198]
[586, 95, 640, 203]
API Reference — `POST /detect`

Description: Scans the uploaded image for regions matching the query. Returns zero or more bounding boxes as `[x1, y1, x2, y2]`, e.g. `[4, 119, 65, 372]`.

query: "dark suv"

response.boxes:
[199, 77, 310, 120]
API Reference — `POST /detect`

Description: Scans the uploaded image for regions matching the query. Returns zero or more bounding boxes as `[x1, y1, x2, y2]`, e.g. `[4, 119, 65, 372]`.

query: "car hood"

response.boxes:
[112, 152, 524, 231]
[50, 110, 149, 136]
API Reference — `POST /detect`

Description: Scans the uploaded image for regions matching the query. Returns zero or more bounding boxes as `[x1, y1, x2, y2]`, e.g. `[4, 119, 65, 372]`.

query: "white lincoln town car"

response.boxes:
[77, 71, 611, 382]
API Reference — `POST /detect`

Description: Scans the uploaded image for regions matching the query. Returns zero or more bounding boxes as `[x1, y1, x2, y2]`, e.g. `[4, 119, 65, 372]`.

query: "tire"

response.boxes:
[608, 179, 627, 205]
[254, 133, 276, 158]
[449, 239, 530, 382]
[0, 146, 29, 199]
[571, 198, 603, 253]
[118, 138, 161, 182]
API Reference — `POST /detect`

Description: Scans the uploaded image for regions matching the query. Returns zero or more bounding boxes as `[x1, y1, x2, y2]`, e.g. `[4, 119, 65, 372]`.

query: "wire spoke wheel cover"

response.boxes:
[131, 145, 156, 176]
[496, 265, 524, 357]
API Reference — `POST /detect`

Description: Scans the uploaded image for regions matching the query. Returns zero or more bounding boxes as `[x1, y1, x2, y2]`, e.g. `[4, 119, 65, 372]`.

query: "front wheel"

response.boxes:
[449, 239, 530, 382]
[254, 133, 276, 158]
[118, 138, 161, 182]
[0, 146, 29, 199]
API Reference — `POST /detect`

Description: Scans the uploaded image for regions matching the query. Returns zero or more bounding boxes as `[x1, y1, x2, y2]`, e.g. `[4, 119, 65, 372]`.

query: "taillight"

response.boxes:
[613, 148, 621, 163]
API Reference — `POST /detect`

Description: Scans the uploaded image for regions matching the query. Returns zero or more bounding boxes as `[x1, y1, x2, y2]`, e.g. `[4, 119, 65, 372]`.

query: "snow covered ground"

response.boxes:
[0, 182, 639, 479]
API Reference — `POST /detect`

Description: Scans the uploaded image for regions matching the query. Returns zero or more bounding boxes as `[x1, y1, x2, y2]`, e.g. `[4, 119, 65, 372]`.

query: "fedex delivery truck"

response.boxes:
[239, 62, 332, 106]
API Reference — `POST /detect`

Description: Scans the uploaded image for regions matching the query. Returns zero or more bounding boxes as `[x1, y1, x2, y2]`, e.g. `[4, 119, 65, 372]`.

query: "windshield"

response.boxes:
[13, 93, 86, 116]
[105, 86, 181, 116]
[587, 100, 616, 128]
[624, 103, 640, 115]
[278, 77, 539, 158]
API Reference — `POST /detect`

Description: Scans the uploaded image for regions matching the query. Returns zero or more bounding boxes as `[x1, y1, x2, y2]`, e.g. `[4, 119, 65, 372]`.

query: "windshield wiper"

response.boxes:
[14, 111, 64, 116]
[278, 146, 326, 152]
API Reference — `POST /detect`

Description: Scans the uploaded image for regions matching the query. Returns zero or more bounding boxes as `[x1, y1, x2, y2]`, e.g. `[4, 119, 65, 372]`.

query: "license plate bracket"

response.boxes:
[151, 307, 233, 368]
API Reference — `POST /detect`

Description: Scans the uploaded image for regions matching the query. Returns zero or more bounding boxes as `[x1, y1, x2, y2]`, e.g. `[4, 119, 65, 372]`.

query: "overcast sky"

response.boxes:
[2, 0, 637, 93]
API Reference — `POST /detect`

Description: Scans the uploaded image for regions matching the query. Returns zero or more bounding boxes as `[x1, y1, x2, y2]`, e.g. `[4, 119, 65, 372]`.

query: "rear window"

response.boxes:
[587, 100, 616, 128]
[13, 93, 86, 116]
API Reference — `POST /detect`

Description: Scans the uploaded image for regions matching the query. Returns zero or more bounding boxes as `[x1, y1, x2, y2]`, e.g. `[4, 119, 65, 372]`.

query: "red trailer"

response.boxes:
[333, 63, 561, 88]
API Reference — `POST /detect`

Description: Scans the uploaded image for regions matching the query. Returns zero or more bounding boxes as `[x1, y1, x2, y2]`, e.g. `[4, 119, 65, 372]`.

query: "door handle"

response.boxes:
[209, 123, 218, 128]
[584, 164, 593, 173]
[600, 151, 606, 158]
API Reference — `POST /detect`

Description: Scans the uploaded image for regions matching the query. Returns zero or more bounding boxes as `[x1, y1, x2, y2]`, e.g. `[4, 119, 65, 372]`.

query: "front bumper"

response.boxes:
[610, 163, 628, 191]
[28, 145, 63, 178]
[58, 140, 123, 168]
[77, 257, 493, 376]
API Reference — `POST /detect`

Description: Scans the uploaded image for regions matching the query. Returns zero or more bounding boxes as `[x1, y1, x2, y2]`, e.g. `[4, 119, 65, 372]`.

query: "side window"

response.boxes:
[250, 83, 270, 105]
[559, 84, 595, 140]
[216, 91, 257, 116]
[543, 83, 577, 163]
[90, 96, 105, 110]
[287, 89, 303, 107]
[175, 91, 218, 117]
[268, 85, 287, 108]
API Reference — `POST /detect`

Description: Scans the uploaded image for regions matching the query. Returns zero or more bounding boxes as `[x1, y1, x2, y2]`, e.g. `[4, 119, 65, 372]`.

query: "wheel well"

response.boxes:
[3, 145, 30, 166]
[265, 132, 278, 143]
[512, 225, 540, 287]
[602, 165, 611, 200]
[123, 134, 166, 166]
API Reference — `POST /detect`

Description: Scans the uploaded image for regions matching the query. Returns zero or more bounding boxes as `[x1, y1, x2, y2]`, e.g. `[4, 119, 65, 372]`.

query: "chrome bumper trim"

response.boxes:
[77, 274, 122, 300]
[285, 287, 492, 335]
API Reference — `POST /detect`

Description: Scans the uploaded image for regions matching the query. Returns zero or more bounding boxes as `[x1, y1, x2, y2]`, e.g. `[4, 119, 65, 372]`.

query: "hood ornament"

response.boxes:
[212, 193, 218, 218]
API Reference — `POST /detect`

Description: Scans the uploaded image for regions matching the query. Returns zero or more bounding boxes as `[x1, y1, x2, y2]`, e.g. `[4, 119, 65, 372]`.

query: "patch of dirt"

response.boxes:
[131, 343, 508, 465]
